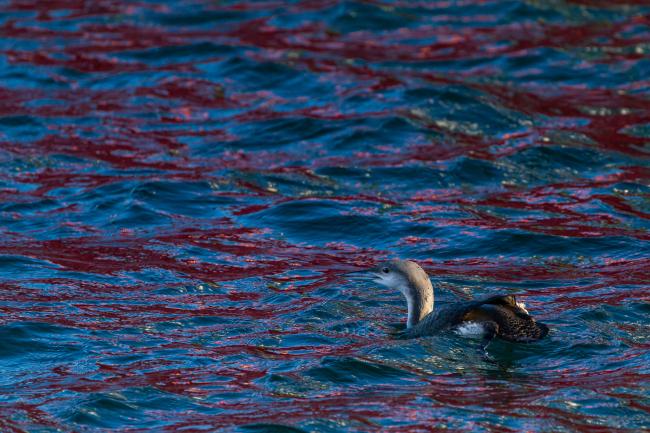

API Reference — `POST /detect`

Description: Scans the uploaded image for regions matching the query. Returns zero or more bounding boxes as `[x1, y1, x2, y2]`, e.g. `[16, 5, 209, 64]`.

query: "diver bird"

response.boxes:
[346, 260, 548, 353]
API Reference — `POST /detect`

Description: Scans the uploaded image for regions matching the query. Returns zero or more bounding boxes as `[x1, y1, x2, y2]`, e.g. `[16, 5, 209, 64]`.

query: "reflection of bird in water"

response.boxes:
[346, 260, 548, 355]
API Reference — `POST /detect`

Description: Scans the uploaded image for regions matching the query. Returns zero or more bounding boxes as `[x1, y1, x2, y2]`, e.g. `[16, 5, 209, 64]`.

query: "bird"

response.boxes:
[346, 259, 548, 354]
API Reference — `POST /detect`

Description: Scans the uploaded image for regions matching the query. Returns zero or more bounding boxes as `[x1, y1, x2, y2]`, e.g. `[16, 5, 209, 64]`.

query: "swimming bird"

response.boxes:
[346, 260, 548, 352]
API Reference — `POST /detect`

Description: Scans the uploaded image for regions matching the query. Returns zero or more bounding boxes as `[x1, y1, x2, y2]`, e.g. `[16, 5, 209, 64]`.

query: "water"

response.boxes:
[0, 1, 649, 431]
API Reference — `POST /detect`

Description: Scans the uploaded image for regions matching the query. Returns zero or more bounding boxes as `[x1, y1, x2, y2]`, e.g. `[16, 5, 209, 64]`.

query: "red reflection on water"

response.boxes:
[0, 0, 648, 432]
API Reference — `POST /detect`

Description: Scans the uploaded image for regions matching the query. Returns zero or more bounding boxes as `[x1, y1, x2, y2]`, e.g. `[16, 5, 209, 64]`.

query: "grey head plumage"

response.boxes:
[346, 259, 434, 328]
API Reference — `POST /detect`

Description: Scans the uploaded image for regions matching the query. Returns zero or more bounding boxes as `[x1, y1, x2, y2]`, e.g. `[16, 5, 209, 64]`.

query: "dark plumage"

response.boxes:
[404, 294, 549, 342]
[346, 260, 549, 352]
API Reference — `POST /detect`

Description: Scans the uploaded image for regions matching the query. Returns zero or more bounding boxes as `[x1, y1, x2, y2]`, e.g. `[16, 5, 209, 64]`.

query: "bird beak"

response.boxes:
[343, 267, 380, 281]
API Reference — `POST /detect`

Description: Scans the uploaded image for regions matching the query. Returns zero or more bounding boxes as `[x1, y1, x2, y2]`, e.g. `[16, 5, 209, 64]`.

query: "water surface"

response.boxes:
[0, 1, 649, 432]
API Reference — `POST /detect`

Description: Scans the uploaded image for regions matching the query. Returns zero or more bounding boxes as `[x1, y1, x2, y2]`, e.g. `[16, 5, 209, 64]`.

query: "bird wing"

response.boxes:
[464, 295, 549, 342]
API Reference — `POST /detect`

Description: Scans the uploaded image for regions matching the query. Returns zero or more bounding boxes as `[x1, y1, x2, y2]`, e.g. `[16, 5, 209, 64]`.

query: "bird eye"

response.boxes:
[382, 267, 390, 274]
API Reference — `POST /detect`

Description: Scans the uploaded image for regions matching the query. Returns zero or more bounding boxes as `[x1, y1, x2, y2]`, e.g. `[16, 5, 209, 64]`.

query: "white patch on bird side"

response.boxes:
[516, 301, 528, 314]
[455, 322, 485, 337]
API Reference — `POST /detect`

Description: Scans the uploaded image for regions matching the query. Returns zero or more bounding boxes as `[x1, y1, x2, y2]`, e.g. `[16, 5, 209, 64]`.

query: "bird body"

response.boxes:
[346, 260, 548, 350]
[402, 293, 548, 342]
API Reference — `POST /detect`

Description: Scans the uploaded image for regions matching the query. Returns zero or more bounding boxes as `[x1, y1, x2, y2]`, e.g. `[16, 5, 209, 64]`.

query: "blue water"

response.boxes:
[0, 1, 649, 432]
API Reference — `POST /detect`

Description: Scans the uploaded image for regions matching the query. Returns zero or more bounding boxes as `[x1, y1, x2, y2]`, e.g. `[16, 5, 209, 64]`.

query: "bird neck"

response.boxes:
[401, 281, 434, 328]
